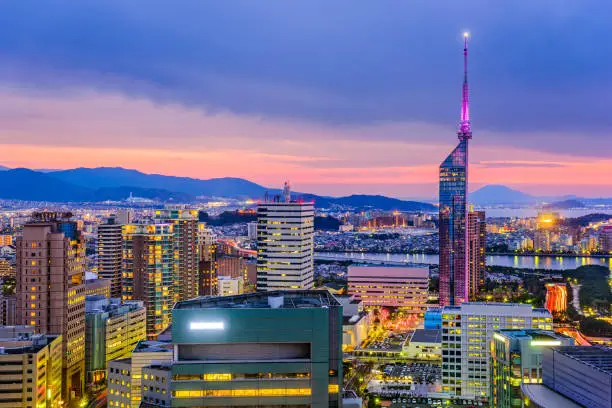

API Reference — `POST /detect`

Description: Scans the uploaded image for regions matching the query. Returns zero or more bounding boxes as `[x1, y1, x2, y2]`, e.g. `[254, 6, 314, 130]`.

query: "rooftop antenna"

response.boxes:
[458, 32, 472, 140]
[282, 181, 291, 203]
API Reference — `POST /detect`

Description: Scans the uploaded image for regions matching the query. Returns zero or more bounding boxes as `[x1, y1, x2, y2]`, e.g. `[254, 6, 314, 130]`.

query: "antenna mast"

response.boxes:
[458, 32, 472, 140]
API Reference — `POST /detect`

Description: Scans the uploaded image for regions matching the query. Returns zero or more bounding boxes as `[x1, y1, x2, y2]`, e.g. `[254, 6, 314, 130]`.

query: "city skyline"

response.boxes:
[0, 2, 611, 197]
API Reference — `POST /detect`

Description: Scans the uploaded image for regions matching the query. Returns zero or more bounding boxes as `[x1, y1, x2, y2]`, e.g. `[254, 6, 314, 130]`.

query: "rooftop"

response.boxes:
[443, 302, 551, 316]
[410, 329, 442, 344]
[134, 340, 173, 353]
[553, 345, 612, 375]
[520, 384, 582, 408]
[496, 329, 570, 342]
[0, 335, 59, 355]
[174, 290, 340, 310]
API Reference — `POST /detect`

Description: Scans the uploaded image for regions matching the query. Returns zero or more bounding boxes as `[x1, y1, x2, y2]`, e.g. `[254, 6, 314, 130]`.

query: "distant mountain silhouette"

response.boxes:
[542, 199, 586, 210]
[470, 185, 536, 205]
[0, 166, 436, 210]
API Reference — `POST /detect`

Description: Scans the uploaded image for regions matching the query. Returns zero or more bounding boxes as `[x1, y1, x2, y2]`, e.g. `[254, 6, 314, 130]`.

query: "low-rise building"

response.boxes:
[348, 266, 429, 312]
[85, 276, 112, 298]
[0, 331, 62, 408]
[107, 340, 173, 408]
[141, 363, 171, 407]
[217, 275, 244, 297]
[402, 329, 441, 360]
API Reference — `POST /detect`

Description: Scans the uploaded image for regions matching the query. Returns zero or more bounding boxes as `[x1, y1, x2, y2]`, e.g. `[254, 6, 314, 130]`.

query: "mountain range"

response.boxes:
[0, 167, 436, 211]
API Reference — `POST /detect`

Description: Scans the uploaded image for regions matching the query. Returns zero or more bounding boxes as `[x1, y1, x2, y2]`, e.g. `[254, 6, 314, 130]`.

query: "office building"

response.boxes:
[441, 302, 553, 400]
[154, 207, 199, 301]
[544, 283, 568, 315]
[171, 290, 343, 407]
[439, 34, 472, 306]
[98, 215, 127, 298]
[0, 332, 62, 408]
[257, 184, 315, 291]
[217, 275, 244, 297]
[107, 340, 173, 408]
[197, 223, 216, 262]
[467, 209, 486, 299]
[85, 295, 146, 385]
[0, 295, 15, 326]
[15, 212, 86, 402]
[122, 223, 174, 338]
[85, 275, 111, 298]
[217, 254, 247, 279]
[542, 346, 612, 408]
[348, 266, 429, 312]
[197, 223, 217, 296]
[490, 330, 573, 408]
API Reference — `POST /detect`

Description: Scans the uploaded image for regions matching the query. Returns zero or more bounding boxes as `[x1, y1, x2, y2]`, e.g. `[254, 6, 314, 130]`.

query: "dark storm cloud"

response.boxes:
[0, 1, 611, 155]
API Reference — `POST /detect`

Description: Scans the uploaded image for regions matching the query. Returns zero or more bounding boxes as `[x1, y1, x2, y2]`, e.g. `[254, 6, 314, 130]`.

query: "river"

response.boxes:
[315, 251, 612, 271]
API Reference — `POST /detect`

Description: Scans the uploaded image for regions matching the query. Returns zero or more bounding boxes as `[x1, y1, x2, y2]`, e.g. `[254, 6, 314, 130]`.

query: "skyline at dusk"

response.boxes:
[1, 2, 612, 198]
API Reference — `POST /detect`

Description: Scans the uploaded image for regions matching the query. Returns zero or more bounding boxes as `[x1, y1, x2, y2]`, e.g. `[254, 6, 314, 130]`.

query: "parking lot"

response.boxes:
[383, 363, 441, 384]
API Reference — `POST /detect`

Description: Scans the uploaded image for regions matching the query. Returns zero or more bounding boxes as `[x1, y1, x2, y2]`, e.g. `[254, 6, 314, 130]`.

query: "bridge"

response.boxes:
[315, 254, 430, 267]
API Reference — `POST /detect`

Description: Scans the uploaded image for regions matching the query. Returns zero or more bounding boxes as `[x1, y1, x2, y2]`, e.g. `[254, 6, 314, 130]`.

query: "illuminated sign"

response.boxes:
[189, 321, 225, 330]
[530, 340, 561, 347]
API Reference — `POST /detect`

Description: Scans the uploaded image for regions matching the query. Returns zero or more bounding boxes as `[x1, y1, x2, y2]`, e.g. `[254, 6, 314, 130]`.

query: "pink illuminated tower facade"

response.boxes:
[439, 33, 472, 306]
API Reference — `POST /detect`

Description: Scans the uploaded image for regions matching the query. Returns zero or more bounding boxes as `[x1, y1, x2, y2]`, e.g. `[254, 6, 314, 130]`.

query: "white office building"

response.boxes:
[440, 302, 553, 401]
[256, 188, 314, 291]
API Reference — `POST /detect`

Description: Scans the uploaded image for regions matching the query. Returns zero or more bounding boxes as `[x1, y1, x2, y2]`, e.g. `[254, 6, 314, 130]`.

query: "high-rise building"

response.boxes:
[154, 207, 199, 301]
[439, 34, 472, 306]
[468, 209, 486, 299]
[97, 215, 125, 298]
[197, 223, 217, 296]
[489, 329, 573, 408]
[85, 275, 111, 298]
[171, 290, 343, 407]
[217, 254, 247, 279]
[440, 302, 553, 401]
[599, 225, 612, 253]
[0, 330, 63, 408]
[544, 283, 568, 315]
[256, 184, 315, 291]
[122, 223, 174, 338]
[0, 295, 15, 326]
[15, 212, 86, 403]
[347, 266, 429, 312]
[84, 295, 146, 386]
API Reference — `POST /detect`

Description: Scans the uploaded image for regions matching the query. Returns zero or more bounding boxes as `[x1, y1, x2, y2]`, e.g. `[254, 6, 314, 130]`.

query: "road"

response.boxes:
[88, 391, 107, 408]
[570, 283, 583, 315]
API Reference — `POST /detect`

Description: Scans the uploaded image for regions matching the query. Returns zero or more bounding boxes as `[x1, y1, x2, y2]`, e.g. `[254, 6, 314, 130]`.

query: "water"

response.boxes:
[315, 251, 612, 271]
[482, 208, 612, 218]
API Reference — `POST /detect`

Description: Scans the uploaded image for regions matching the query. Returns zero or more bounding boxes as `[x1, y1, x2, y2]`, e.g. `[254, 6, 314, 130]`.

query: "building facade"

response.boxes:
[107, 340, 173, 408]
[122, 223, 174, 338]
[256, 197, 315, 291]
[467, 209, 486, 299]
[490, 330, 573, 408]
[441, 302, 553, 401]
[15, 213, 86, 402]
[217, 275, 244, 297]
[154, 207, 199, 302]
[0, 295, 15, 326]
[98, 215, 125, 298]
[171, 290, 343, 407]
[542, 346, 612, 408]
[85, 296, 146, 385]
[348, 266, 429, 312]
[0, 333, 62, 408]
[439, 34, 473, 307]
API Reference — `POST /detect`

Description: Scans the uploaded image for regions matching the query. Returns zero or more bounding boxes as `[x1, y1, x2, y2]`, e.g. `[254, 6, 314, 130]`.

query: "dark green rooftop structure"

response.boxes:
[171, 290, 343, 407]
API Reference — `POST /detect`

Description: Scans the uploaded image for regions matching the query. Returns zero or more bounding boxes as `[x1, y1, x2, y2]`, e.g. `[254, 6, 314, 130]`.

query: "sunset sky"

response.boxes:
[0, 1, 611, 198]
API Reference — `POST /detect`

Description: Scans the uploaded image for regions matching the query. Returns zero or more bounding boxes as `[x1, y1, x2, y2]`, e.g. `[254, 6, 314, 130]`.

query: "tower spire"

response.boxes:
[459, 32, 472, 140]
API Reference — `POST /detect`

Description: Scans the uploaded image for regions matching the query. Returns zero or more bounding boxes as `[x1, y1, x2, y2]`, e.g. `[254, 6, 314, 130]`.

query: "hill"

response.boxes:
[470, 185, 536, 205]
[542, 199, 585, 210]
[0, 166, 435, 210]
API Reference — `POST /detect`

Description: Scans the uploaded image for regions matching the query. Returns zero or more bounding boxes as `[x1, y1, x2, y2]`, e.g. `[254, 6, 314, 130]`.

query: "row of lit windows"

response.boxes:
[172, 388, 311, 398]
